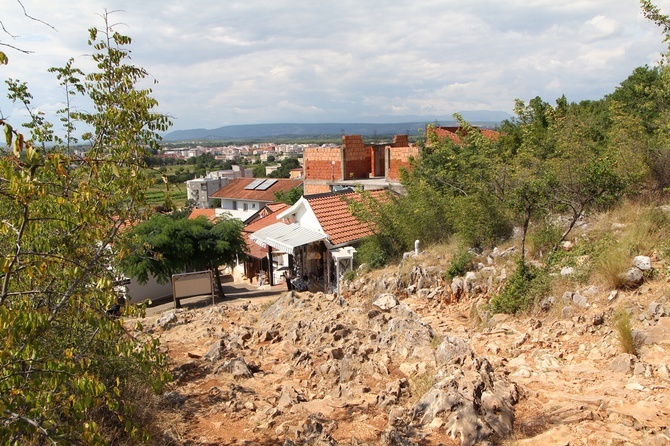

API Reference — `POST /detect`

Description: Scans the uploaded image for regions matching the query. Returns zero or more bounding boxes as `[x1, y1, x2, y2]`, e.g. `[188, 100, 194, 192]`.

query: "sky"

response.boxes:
[1, 0, 670, 132]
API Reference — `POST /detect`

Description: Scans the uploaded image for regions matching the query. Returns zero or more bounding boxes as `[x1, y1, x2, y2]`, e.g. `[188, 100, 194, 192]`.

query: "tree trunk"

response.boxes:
[521, 209, 530, 265]
[212, 266, 226, 299]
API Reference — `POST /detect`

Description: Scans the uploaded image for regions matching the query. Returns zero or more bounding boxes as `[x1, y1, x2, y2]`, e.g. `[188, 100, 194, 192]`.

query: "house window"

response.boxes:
[243, 203, 248, 211]
[232, 201, 237, 210]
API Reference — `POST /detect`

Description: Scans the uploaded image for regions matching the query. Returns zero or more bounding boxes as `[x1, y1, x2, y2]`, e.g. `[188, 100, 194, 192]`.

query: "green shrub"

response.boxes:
[355, 236, 391, 269]
[445, 248, 474, 280]
[527, 219, 563, 259]
[488, 260, 550, 314]
[451, 194, 514, 248]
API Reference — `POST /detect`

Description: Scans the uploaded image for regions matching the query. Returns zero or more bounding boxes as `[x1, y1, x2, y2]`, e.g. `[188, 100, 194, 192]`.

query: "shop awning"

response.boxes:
[249, 223, 328, 254]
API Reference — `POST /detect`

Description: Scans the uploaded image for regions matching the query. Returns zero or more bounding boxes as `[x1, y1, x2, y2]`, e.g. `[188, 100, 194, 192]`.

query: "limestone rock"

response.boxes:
[414, 336, 517, 446]
[632, 255, 652, 271]
[618, 268, 643, 289]
[413, 356, 517, 446]
[373, 293, 399, 311]
[648, 302, 666, 320]
[571, 293, 588, 308]
[278, 384, 307, 409]
[611, 353, 636, 374]
[218, 357, 253, 379]
[561, 266, 575, 276]
[157, 311, 178, 328]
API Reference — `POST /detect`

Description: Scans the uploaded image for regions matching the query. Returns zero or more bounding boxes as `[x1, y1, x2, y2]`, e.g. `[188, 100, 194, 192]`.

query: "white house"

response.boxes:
[249, 189, 390, 293]
[210, 177, 303, 224]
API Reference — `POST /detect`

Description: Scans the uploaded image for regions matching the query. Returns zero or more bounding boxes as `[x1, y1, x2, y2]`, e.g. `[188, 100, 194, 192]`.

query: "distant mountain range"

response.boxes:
[162, 111, 512, 142]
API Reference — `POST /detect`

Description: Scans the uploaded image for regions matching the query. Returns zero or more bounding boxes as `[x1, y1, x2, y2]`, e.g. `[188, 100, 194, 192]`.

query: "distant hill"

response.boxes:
[162, 112, 511, 142]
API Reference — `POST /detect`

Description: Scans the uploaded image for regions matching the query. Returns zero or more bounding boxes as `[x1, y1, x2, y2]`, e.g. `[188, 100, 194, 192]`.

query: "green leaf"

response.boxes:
[3, 123, 13, 148]
[0, 51, 8, 65]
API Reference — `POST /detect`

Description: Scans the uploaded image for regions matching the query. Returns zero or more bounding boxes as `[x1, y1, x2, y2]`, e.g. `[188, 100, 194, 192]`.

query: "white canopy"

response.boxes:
[249, 223, 328, 254]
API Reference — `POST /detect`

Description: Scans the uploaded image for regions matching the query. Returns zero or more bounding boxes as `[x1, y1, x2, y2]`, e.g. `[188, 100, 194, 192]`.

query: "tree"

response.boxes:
[636, 1, 670, 190]
[268, 157, 301, 178]
[119, 214, 247, 300]
[0, 13, 171, 444]
[274, 185, 303, 205]
[252, 164, 266, 178]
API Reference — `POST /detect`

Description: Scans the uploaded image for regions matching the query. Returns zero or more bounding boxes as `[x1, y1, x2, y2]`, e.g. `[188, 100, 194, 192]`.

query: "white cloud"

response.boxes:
[1, 0, 670, 131]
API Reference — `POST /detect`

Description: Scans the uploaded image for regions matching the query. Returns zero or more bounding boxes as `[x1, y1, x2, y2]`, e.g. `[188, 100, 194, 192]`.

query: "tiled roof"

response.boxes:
[266, 203, 290, 213]
[211, 178, 303, 201]
[244, 204, 288, 233]
[188, 209, 218, 221]
[306, 190, 390, 246]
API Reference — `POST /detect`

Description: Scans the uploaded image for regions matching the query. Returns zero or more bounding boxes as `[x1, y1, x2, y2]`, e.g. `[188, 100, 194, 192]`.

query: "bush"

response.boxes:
[527, 219, 563, 259]
[451, 194, 514, 248]
[488, 260, 550, 314]
[445, 248, 474, 280]
[343, 269, 357, 282]
[355, 236, 390, 269]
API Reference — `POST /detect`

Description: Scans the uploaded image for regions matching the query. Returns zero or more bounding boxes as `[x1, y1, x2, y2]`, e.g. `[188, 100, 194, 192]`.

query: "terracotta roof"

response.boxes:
[306, 190, 391, 246]
[188, 209, 218, 221]
[244, 204, 288, 233]
[266, 203, 290, 213]
[211, 178, 303, 202]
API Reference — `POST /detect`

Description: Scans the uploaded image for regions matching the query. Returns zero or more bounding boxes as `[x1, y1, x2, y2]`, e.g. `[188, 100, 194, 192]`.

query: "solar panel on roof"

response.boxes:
[255, 178, 278, 190]
[244, 179, 265, 190]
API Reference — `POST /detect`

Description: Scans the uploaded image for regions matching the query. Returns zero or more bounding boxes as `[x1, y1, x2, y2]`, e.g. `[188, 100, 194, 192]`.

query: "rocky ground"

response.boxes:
[132, 248, 670, 445]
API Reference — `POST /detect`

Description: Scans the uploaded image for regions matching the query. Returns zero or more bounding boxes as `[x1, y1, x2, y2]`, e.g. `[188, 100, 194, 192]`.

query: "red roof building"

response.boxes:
[248, 190, 392, 293]
[210, 177, 303, 223]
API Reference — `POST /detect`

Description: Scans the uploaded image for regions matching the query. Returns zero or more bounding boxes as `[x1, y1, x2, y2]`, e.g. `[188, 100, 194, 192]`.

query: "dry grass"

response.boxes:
[592, 247, 630, 290]
[590, 199, 670, 257]
[409, 369, 436, 405]
[613, 309, 637, 356]
[423, 240, 462, 264]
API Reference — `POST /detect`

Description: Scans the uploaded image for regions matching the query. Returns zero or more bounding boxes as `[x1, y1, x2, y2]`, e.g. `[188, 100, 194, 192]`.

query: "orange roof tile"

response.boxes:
[266, 202, 290, 213]
[211, 178, 303, 202]
[244, 204, 288, 233]
[187, 209, 218, 221]
[306, 190, 391, 246]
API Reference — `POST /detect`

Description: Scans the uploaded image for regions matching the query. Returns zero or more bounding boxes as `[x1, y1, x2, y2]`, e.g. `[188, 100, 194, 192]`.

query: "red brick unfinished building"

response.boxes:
[303, 134, 419, 195]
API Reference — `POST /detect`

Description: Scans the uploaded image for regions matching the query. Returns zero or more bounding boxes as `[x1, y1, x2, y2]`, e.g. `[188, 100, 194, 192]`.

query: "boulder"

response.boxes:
[413, 355, 517, 446]
[204, 339, 226, 362]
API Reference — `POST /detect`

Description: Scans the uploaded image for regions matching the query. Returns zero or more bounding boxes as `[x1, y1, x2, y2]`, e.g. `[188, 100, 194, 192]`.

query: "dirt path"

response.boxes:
[143, 281, 286, 317]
